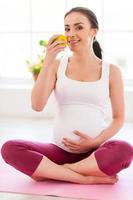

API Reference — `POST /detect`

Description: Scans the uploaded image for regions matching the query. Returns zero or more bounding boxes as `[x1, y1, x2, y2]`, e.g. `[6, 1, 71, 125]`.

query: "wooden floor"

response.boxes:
[0, 116, 133, 200]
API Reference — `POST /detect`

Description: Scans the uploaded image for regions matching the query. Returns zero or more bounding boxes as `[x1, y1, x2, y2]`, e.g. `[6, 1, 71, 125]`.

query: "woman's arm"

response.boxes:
[93, 64, 125, 147]
[31, 59, 59, 111]
[31, 35, 65, 111]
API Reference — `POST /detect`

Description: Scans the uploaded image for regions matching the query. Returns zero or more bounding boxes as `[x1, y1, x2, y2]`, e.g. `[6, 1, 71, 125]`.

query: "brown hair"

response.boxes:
[64, 7, 102, 59]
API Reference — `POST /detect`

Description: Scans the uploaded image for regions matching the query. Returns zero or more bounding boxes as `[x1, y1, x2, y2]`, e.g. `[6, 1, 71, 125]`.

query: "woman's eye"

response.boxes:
[76, 26, 83, 30]
[65, 28, 70, 32]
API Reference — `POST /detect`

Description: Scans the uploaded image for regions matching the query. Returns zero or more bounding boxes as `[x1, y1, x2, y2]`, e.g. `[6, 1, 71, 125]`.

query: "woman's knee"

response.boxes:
[1, 140, 21, 163]
[113, 140, 133, 161]
[95, 140, 133, 176]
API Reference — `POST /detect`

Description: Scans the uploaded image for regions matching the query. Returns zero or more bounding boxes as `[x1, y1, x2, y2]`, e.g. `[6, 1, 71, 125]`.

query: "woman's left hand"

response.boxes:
[62, 130, 97, 153]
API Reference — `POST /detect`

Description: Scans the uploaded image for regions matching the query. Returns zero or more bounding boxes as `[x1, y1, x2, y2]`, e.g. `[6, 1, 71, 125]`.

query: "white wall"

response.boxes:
[0, 86, 133, 122]
[124, 88, 133, 122]
[0, 87, 57, 119]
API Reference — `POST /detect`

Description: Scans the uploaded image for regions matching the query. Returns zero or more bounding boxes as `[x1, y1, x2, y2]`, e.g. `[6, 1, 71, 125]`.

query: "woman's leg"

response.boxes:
[1, 139, 117, 184]
[1, 139, 84, 176]
[32, 155, 117, 184]
[64, 152, 108, 177]
[64, 140, 133, 177]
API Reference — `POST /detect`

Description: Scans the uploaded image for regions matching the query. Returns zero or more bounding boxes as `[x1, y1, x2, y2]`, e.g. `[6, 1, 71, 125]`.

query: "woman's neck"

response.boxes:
[72, 49, 101, 68]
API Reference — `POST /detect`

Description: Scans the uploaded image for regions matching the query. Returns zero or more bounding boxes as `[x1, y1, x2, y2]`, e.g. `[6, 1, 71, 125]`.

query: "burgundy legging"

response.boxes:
[1, 139, 133, 177]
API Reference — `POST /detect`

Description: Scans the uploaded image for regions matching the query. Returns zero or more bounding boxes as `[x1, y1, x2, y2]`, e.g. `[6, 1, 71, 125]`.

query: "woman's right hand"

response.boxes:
[44, 35, 66, 67]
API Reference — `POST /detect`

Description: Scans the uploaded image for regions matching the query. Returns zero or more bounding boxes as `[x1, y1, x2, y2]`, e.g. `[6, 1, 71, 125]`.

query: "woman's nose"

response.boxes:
[67, 29, 76, 37]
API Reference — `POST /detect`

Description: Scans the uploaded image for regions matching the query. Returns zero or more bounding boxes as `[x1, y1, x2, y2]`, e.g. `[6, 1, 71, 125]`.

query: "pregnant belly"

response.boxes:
[53, 105, 107, 152]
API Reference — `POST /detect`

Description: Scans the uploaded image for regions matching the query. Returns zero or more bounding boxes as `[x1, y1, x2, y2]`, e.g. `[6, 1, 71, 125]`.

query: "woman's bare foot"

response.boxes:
[81, 175, 118, 184]
[32, 174, 118, 184]
[63, 163, 118, 184]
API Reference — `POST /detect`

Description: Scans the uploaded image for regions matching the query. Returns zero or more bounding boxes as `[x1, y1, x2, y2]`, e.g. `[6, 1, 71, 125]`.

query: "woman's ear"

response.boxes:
[91, 28, 98, 37]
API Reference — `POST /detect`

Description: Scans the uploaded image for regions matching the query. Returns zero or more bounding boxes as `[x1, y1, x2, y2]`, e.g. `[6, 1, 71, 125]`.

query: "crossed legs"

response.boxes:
[1, 139, 133, 184]
[63, 140, 133, 178]
[31, 156, 117, 184]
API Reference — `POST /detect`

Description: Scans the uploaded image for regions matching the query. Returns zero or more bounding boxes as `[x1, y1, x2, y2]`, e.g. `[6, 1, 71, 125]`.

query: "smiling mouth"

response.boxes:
[68, 40, 80, 44]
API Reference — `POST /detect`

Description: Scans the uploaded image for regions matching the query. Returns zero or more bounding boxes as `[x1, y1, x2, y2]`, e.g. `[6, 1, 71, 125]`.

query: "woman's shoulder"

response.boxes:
[109, 63, 122, 77]
[53, 54, 68, 70]
[109, 63, 123, 84]
[110, 63, 121, 72]
[53, 55, 68, 77]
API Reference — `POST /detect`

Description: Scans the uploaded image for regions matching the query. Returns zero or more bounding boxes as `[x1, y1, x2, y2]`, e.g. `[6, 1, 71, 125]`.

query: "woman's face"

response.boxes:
[64, 12, 97, 51]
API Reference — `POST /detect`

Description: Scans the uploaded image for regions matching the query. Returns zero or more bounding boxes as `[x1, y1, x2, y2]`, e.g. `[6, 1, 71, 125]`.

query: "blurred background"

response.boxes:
[0, 0, 133, 121]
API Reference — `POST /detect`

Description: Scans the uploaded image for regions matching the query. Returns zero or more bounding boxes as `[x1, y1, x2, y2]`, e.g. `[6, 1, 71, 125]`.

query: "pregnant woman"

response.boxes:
[1, 7, 133, 184]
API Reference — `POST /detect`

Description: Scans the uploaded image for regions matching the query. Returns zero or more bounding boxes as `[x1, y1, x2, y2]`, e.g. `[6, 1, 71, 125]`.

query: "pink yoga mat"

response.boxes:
[0, 155, 133, 200]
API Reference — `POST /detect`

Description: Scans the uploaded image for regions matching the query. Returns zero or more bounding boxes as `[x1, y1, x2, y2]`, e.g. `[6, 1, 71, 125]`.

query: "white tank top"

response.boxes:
[53, 55, 110, 152]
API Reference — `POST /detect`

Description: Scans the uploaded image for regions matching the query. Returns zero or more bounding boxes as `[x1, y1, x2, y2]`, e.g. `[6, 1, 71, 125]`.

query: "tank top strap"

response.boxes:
[102, 61, 110, 82]
[57, 55, 68, 78]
